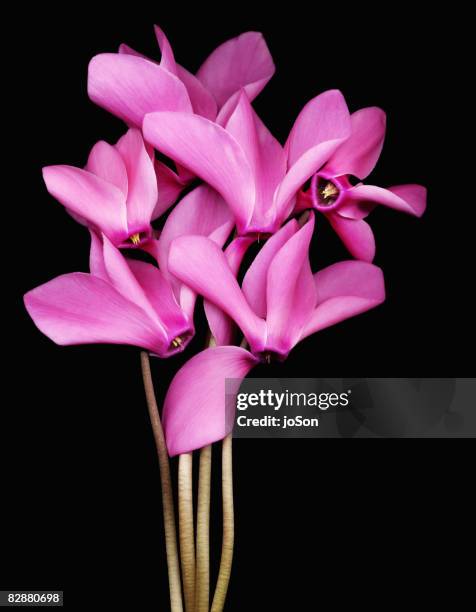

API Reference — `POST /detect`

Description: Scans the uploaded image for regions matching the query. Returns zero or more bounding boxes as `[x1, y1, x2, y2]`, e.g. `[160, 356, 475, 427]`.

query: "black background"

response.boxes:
[4, 4, 473, 610]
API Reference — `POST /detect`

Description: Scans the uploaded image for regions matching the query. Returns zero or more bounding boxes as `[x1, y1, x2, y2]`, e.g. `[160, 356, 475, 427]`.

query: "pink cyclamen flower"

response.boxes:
[24, 233, 193, 357]
[88, 26, 275, 214]
[296, 107, 427, 261]
[143, 89, 352, 237]
[43, 128, 158, 248]
[168, 213, 385, 359]
[162, 214, 385, 455]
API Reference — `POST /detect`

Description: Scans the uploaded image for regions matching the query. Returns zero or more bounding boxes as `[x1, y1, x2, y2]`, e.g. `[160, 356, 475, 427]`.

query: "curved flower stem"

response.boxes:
[140, 351, 183, 612]
[195, 444, 212, 612]
[211, 434, 234, 612]
[178, 453, 195, 612]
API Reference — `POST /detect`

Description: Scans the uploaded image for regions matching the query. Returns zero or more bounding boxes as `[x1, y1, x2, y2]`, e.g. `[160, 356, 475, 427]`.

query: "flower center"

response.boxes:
[259, 350, 285, 364]
[170, 336, 184, 349]
[317, 179, 339, 206]
[167, 331, 193, 355]
[129, 233, 141, 245]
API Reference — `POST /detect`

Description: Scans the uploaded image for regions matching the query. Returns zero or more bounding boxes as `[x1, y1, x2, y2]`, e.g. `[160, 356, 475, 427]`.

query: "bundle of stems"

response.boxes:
[140, 348, 234, 612]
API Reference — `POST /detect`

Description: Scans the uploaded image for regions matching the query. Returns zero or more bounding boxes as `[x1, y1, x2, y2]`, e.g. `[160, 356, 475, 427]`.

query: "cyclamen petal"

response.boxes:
[88, 53, 193, 128]
[196, 31, 275, 108]
[327, 214, 376, 262]
[163, 346, 258, 456]
[115, 129, 158, 233]
[323, 107, 386, 180]
[127, 259, 194, 339]
[242, 219, 299, 318]
[285, 90, 352, 167]
[42, 165, 128, 243]
[302, 261, 385, 338]
[176, 64, 218, 120]
[348, 184, 427, 217]
[24, 273, 169, 353]
[89, 230, 109, 281]
[86, 140, 128, 196]
[204, 237, 255, 346]
[265, 215, 316, 356]
[387, 184, 427, 217]
[153, 24, 178, 73]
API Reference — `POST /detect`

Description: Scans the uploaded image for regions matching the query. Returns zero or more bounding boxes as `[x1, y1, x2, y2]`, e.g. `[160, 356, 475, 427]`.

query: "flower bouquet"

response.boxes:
[24, 25, 426, 612]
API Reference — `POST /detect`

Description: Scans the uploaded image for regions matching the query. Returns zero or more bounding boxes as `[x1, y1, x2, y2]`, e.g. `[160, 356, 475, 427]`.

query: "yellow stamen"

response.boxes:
[171, 337, 183, 348]
[130, 233, 141, 245]
[321, 182, 339, 200]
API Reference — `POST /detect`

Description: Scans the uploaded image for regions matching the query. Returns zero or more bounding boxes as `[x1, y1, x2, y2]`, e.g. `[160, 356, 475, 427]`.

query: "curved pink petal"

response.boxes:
[143, 111, 255, 230]
[242, 219, 299, 318]
[101, 235, 163, 328]
[265, 215, 316, 356]
[169, 236, 267, 352]
[176, 65, 218, 120]
[178, 285, 198, 322]
[196, 32, 275, 108]
[323, 107, 386, 179]
[327, 213, 376, 262]
[225, 92, 286, 229]
[163, 346, 258, 456]
[347, 184, 426, 216]
[153, 24, 178, 74]
[127, 259, 193, 354]
[24, 273, 167, 353]
[86, 140, 128, 196]
[204, 237, 255, 346]
[88, 53, 192, 128]
[337, 198, 376, 220]
[302, 261, 385, 338]
[89, 230, 108, 280]
[215, 91, 242, 127]
[42, 165, 128, 242]
[387, 184, 427, 217]
[115, 128, 158, 231]
[118, 43, 145, 58]
[285, 90, 351, 167]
